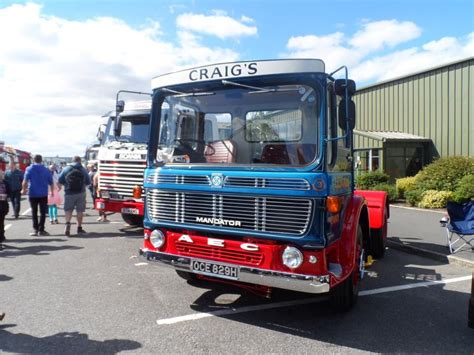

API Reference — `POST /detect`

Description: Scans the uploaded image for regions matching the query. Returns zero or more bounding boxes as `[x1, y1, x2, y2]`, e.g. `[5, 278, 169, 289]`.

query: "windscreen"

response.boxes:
[157, 84, 320, 166]
[104, 114, 150, 144]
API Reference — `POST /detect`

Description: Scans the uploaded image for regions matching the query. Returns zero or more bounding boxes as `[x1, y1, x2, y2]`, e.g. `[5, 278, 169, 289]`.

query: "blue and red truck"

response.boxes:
[140, 59, 389, 311]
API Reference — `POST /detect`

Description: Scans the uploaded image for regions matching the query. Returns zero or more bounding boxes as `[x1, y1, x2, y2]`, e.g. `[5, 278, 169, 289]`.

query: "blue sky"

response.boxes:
[0, 0, 473, 156]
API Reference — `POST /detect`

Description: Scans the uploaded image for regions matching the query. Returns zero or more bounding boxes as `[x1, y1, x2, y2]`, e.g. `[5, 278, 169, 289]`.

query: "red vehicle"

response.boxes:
[140, 59, 389, 311]
[0, 142, 32, 172]
[95, 98, 151, 226]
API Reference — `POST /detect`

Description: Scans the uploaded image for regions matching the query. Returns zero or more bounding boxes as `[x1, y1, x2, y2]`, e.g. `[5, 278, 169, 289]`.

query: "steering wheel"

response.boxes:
[172, 138, 207, 163]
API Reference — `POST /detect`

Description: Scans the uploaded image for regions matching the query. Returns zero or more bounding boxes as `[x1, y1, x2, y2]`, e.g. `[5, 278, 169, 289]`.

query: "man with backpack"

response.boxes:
[58, 156, 91, 236]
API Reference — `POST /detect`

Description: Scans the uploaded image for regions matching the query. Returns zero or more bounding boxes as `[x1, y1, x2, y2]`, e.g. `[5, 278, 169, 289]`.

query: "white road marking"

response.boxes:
[135, 262, 148, 266]
[5, 224, 12, 231]
[156, 275, 472, 326]
[21, 208, 31, 216]
[391, 204, 446, 214]
[359, 275, 472, 296]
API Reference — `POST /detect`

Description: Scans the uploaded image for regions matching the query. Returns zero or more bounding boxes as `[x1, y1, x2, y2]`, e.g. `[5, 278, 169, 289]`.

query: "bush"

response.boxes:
[356, 171, 390, 190]
[396, 176, 417, 199]
[418, 190, 454, 209]
[371, 183, 398, 202]
[452, 174, 474, 203]
[406, 188, 424, 206]
[414, 156, 474, 192]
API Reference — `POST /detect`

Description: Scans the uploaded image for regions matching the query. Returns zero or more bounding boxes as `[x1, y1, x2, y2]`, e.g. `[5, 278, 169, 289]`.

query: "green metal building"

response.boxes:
[353, 57, 473, 179]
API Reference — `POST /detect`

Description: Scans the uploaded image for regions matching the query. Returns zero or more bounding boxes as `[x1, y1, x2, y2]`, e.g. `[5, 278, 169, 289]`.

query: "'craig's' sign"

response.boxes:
[151, 59, 326, 89]
[189, 63, 257, 81]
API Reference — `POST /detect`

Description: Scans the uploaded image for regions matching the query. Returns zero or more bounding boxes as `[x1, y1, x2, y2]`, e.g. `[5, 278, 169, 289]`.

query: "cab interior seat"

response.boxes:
[205, 140, 237, 163]
[260, 143, 316, 165]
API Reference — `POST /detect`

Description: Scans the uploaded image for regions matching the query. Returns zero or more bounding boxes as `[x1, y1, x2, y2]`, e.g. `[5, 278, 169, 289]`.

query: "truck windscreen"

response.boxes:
[104, 114, 150, 144]
[157, 84, 320, 166]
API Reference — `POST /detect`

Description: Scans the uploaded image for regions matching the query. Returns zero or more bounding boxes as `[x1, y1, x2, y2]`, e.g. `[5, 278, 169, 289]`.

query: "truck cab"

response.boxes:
[95, 100, 151, 226]
[140, 59, 389, 311]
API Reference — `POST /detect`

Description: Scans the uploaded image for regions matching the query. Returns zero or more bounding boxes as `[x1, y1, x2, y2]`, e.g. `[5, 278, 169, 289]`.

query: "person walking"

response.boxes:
[58, 156, 91, 236]
[21, 154, 54, 236]
[86, 163, 96, 206]
[0, 169, 11, 250]
[47, 164, 62, 224]
[5, 161, 24, 219]
[93, 171, 109, 222]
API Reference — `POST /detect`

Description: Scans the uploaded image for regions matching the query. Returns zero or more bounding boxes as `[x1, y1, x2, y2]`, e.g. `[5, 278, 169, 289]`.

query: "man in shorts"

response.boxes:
[58, 156, 91, 236]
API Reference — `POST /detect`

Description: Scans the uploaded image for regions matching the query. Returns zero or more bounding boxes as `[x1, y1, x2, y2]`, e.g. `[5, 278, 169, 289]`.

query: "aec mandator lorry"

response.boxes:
[140, 59, 389, 311]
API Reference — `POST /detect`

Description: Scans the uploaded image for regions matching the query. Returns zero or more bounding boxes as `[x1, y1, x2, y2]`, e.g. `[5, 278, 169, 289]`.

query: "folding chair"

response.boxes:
[440, 201, 474, 254]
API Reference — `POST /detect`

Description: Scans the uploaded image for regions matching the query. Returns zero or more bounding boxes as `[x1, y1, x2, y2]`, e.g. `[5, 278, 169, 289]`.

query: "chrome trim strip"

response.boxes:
[140, 249, 330, 294]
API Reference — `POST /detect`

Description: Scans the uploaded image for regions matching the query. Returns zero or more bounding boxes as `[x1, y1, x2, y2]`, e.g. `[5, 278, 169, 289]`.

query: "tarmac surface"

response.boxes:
[388, 204, 474, 268]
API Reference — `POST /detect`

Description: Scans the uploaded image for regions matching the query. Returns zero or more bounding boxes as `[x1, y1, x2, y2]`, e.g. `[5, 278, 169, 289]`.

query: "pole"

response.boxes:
[469, 269, 474, 328]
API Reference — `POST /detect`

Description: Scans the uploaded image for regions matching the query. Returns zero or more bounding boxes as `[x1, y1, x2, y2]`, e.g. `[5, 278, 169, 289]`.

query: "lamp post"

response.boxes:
[469, 270, 474, 328]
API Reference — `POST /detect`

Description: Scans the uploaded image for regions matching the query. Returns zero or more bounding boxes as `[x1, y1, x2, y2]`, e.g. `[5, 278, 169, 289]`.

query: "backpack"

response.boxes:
[65, 167, 85, 192]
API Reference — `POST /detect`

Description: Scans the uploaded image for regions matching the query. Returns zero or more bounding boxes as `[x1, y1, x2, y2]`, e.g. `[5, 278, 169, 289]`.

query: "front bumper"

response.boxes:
[95, 198, 144, 215]
[140, 249, 330, 294]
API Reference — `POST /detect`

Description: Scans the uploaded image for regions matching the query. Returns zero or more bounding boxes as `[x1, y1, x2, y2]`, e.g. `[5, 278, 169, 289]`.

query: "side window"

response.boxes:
[203, 113, 232, 142]
[121, 121, 132, 136]
[245, 109, 302, 142]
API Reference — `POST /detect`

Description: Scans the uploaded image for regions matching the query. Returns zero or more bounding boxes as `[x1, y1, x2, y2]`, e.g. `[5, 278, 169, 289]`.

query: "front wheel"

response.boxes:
[121, 213, 143, 226]
[329, 225, 365, 312]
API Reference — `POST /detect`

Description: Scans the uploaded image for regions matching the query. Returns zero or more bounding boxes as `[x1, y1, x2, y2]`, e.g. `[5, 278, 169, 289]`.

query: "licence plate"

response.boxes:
[121, 207, 139, 215]
[191, 260, 239, 280]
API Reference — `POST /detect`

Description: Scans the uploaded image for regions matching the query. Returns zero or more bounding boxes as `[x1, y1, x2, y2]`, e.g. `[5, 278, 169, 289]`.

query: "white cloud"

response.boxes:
[286, 32, 358, 69]
[352, 33, 474, 82]
[284, 19, 472, 83]
[176, 12, 257, 39]
[0, 3, 241, 156]
[349, 20, 421, 54]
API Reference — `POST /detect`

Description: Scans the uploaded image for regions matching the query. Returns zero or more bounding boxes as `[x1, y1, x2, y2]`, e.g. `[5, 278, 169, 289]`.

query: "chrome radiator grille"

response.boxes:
[99, 160, 146, 198]
[147, 190, 312, 236]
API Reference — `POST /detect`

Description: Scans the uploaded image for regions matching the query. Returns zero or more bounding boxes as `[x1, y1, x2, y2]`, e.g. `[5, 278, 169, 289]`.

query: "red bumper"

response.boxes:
[95, 198, 144, 216]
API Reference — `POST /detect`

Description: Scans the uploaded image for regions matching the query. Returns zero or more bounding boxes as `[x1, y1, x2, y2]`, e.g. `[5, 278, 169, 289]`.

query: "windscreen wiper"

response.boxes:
[162, 88, 215, 97]
[222, 80, 301, 95]
[222, 80, 274, 93]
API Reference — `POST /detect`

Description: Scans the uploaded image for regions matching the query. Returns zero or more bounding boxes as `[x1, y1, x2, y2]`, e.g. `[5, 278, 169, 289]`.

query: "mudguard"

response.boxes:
[354, 190, 389, 229]
[331, 194, 368, 283]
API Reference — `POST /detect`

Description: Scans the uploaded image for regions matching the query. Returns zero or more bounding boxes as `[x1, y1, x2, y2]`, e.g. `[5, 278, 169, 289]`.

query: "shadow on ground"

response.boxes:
[0, 324, 141, 354]
[184, 249, 473, 352]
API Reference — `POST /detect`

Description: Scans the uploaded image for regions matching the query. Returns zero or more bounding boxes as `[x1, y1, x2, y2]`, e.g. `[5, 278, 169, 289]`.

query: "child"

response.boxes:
[93, 171, 108, 222]
[0, 170, 10, 250]
[48, 165, 62, 224]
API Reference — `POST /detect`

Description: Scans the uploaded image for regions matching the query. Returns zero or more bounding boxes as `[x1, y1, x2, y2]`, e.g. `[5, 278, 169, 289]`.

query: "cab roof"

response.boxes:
[151, 59, 326, 89]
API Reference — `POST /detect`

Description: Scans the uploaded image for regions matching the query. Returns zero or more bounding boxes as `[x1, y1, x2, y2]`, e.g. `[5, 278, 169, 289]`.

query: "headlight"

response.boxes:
[282, 246, 303, 269]
[150, 229, 165, 249]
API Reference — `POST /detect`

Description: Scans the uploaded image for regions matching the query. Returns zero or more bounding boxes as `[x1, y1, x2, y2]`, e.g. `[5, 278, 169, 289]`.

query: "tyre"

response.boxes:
[370, 206, 388, 259]
[121, 213, 143, 226]
[329, 225, 364, 312]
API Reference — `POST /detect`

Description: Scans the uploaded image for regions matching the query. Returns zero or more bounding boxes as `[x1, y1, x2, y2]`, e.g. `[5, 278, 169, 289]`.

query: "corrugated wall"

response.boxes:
[353, 57, 473, 157]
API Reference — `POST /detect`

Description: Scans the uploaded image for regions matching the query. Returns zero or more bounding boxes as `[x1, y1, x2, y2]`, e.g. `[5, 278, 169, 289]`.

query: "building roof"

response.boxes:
[354, 130, 432, 142]
[356, 56, 473, 92]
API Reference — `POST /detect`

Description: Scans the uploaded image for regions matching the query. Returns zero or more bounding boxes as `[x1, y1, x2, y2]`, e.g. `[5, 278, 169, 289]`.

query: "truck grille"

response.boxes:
[145, 173, 310, 190]
[99, 160, 146, 199]
[147, 190, 312, 236]
[225, 177, 310, 190]
[176, 241, 263, 266]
